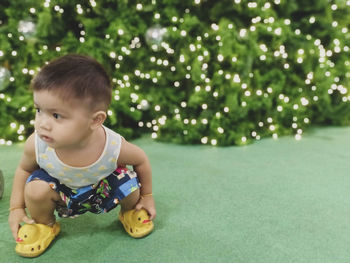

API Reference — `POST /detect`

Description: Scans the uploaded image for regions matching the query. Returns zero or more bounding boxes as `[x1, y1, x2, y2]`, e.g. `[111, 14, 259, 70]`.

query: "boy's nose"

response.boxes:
[38, 117, 52, 131]
[40, 122, 51, 131]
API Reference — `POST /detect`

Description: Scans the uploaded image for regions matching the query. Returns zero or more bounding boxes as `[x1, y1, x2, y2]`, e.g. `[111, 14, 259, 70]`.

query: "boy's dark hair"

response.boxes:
[31, 54, 111, 111]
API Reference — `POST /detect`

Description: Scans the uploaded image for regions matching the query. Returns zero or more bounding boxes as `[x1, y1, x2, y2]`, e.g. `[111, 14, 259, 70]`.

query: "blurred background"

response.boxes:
[1, 0, 350, 146]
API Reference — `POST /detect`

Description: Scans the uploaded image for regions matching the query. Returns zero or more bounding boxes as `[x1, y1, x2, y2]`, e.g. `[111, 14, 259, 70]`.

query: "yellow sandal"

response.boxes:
[15, 222, 60, 257]
[119, 209, 154, 238]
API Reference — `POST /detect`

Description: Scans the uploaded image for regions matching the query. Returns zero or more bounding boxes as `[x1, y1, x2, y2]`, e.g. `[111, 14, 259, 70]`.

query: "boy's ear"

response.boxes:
[91, 111, 107, 129]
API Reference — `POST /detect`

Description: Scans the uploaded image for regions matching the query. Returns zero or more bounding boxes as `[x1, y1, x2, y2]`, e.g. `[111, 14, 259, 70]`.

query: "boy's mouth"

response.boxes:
[40, 135, 53, 143]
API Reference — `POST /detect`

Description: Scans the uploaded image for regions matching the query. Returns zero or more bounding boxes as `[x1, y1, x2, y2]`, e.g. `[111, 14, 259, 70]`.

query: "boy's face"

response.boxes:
[33, 90, 96, 150]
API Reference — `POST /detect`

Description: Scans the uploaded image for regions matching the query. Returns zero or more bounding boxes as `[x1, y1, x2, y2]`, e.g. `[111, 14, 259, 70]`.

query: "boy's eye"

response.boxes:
[53, 113, 61, 119]
[35, 108, 41, 113]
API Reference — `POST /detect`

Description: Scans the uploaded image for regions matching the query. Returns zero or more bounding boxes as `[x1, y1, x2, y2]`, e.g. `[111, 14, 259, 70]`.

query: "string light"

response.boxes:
[0, 1, 349, 147]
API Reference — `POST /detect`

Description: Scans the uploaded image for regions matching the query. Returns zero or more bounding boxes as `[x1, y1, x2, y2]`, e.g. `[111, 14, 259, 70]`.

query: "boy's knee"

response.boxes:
[25, 180, 54, 202]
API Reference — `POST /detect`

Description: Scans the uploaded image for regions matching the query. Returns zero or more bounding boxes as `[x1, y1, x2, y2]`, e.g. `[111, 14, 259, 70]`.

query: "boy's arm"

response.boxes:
[117, 139, 156, 219]
[8, 133, 39, 239]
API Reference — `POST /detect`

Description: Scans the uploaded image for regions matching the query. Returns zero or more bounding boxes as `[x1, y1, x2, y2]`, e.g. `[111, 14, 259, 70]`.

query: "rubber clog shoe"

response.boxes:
[15, 222, 60, 257]
[119, 209, 154, 238]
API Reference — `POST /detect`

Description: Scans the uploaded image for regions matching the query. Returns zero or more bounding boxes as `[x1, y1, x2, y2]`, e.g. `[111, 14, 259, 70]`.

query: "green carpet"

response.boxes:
[1, 127, 350, 263]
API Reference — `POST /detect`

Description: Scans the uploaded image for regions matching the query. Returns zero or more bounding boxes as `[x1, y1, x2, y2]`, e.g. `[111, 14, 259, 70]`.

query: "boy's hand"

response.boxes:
[8, 208, 35, 240]
[135, 196, 156, 220]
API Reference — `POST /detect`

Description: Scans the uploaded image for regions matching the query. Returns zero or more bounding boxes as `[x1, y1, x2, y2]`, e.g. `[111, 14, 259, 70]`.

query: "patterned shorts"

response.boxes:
[26, 167, 140, 218]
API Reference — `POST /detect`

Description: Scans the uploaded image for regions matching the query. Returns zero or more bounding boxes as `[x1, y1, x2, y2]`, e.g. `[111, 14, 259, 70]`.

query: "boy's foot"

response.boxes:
[119, 209, 154, 238]
[15, 222, 60, 257]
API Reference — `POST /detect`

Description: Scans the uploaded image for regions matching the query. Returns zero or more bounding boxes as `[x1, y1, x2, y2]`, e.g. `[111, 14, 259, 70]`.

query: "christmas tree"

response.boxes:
[0, 0, 349, 146]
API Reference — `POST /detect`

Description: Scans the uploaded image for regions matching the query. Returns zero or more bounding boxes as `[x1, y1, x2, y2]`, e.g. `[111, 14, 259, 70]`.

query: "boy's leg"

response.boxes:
[16, 176, 62, 257]
[119, 188, 140, 212]
[24, 180, 62, 225]
[118, 188, 154, 238]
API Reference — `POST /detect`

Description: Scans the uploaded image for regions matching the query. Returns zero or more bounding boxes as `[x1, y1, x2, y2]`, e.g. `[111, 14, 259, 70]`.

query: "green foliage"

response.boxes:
[0, 0, 350, 146]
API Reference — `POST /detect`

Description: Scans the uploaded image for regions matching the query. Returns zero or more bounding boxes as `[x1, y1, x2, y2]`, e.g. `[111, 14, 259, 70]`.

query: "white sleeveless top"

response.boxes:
[35, 126, 122, 189]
